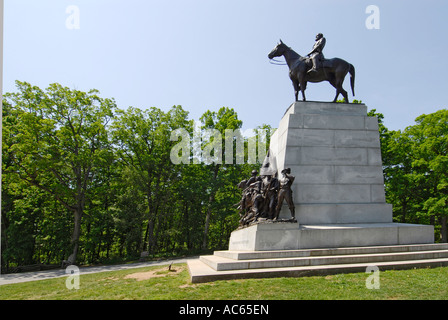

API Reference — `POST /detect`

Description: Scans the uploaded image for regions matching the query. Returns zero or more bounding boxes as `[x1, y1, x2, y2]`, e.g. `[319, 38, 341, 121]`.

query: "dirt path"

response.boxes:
[0, 256, 198, 286]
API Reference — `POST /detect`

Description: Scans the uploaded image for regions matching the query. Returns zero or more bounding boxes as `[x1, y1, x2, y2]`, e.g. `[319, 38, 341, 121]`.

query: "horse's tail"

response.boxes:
[349, 64, 355, 96]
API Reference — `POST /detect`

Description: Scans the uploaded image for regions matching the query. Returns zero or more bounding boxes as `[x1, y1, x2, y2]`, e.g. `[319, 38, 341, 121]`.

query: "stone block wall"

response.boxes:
[269, 101, 392, 224]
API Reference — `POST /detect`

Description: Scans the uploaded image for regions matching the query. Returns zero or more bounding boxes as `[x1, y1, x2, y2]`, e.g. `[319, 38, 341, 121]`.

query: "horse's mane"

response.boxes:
[281, 43, 306, 62]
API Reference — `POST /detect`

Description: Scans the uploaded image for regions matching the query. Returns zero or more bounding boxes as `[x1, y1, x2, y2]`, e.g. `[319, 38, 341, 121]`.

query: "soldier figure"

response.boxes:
[237, 170, 263, 226]
[247, 170, 260, 186]
[274, 168, 296, 221]
[237, 167, 296, 226]
[261, 174, 279, 219]
[307, 33, 326, 73]
[237, 170, 260, 214]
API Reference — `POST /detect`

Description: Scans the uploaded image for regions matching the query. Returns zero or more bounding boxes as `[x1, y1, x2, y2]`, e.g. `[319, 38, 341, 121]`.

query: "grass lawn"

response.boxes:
[1, 263, 448, 300]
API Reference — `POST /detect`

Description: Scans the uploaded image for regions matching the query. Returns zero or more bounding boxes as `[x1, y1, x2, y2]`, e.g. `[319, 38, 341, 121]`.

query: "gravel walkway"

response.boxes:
[0, 256, 198, 286]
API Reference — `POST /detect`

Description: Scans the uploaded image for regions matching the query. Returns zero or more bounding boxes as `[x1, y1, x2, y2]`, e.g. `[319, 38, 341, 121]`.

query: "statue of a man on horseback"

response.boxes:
[268, 36, 355, 103]
[306, 33, 326, 74]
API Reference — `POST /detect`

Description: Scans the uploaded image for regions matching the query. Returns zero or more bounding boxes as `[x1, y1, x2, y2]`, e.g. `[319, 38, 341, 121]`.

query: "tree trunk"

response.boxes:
[202, 205, 212, 250]
[183, 203, 190, 250]
[68, 209, 83, 265]
[147, 219, 156, 253]
[401, 198, 407, 223]
[143, 182, 156, 253]
[1, 213, 10, 272]
[441, 215, 447, 243]
[202, 164, 220, 250]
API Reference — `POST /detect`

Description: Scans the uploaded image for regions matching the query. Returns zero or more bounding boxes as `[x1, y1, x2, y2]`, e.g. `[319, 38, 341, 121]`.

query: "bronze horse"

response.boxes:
[268, 40, 355, 103]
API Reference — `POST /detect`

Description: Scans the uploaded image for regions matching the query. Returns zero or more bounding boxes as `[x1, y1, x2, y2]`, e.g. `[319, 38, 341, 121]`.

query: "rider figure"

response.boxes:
[307, 33, 326, 73]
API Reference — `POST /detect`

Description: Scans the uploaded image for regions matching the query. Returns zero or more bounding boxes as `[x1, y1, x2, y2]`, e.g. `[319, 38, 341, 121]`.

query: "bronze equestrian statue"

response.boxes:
[268, 36, 355, 103]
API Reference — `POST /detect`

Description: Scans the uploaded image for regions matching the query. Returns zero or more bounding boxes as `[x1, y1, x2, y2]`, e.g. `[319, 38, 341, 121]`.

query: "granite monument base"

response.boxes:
[228, 222, 434, 251]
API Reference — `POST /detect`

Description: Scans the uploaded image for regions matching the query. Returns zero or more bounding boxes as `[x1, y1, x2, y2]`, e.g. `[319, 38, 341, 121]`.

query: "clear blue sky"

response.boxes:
[3, 0, 448, 132]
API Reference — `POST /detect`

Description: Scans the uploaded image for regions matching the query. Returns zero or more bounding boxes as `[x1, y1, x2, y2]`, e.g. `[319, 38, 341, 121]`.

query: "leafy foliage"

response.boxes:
[378, 109, 448, 241]
[1, 82, 266, 271]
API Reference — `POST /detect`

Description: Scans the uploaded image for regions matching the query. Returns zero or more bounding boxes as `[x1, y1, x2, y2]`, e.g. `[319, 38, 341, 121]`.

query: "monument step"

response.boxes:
[200, 246, 448, 271]
[214, 243, 448, 260]
[188, 243, 448, 283]
[188, 255, 448, 283]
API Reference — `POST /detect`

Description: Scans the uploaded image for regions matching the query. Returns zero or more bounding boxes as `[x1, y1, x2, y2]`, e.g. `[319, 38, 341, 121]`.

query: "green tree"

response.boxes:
[111, 105, 191, 254]
[404, 110, 448, 241]
[380, 109, 447, 242]
[198, 107, 244, 249]
[4, 81, 116, 264]
[110, 167, 146, 258]
[1, 81, 277, 268]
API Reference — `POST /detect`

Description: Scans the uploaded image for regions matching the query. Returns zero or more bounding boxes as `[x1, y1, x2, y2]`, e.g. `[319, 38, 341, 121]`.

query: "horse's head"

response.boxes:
[268, 39, 289, 59]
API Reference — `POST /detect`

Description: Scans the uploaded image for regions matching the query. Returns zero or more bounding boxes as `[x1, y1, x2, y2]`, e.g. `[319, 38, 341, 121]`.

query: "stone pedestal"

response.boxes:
[270, 101, 391, 223]
[228, 222, 434, 251]
[229, 101, 434, 250]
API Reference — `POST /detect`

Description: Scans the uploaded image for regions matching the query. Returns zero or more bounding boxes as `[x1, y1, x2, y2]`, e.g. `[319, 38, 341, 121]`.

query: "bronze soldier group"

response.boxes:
[236, 168, 296, 227]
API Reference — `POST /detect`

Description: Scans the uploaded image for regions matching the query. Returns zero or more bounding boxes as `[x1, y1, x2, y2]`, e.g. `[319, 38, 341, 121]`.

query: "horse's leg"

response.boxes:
[292, 81, 299, 101]
[338, 73, 349, 103]
[341, 87, 349, 103]
[299, 78, 307, 101]
[333, 89, 340, 103]
[328, 76, 340, 102]
[332, 73, 349, 103]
